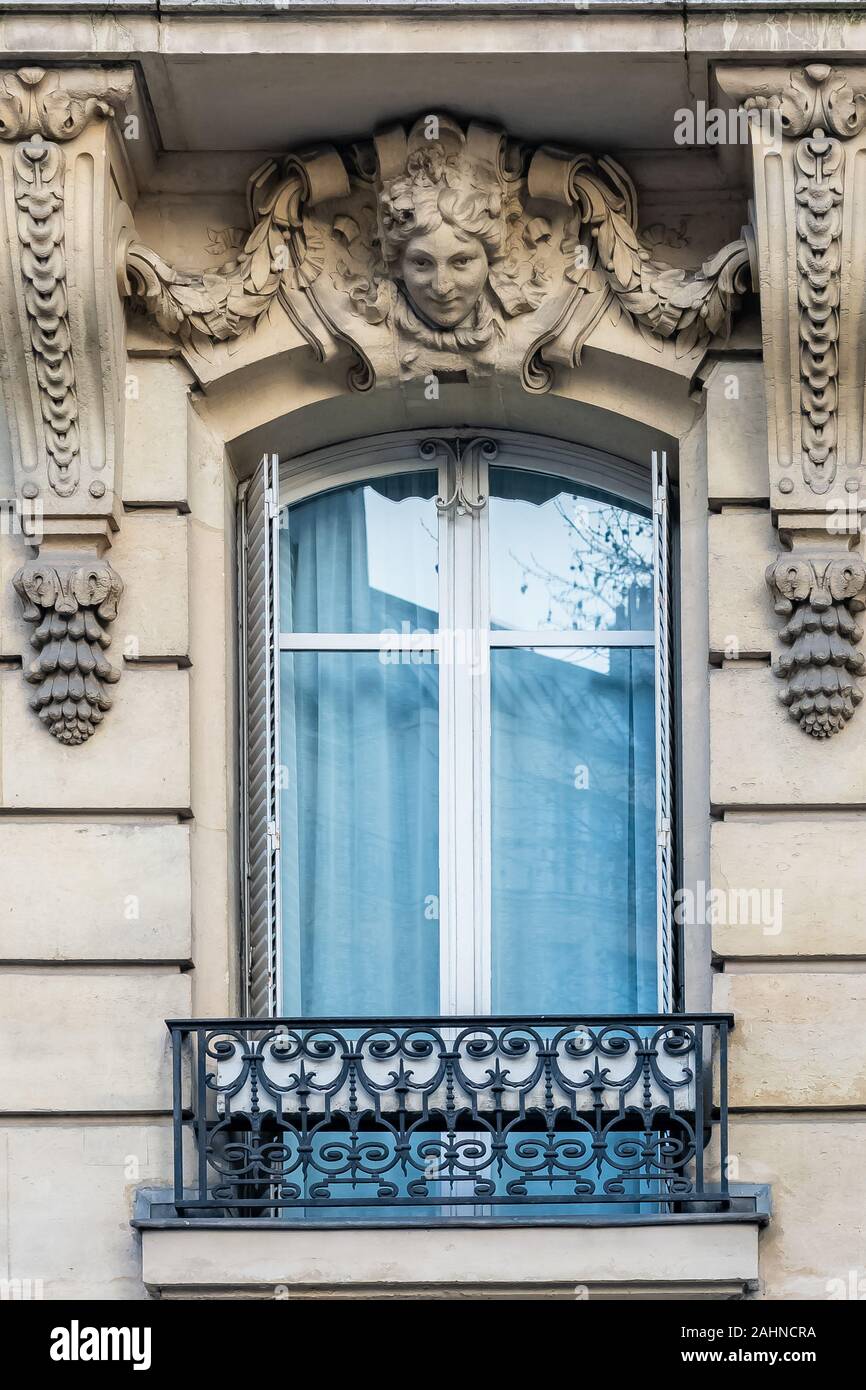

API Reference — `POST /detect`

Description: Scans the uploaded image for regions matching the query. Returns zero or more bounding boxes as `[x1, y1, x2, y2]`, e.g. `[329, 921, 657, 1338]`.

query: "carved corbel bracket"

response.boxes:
[13, 558, 124, 746]
[120, 112, 752, 393]
[717, 63, 866, 512]
[0, 66, 135, 525]
[0, 67, 136, 744]
[716, 64, 866, 737]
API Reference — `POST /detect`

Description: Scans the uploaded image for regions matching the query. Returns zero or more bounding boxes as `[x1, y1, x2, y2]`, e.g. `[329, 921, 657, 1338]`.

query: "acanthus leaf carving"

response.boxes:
[744, 62, 866, 142]
[0, 66, 131, 142]
[766, 554, 866, 738]
[122, 114, 751, 391]
[13, 558, 124, 746]
[549, 153, 751, 362]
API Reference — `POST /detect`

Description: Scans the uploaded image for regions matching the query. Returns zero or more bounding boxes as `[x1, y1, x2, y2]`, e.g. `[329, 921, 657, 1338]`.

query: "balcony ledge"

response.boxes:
[136, 1193, 768, 1301]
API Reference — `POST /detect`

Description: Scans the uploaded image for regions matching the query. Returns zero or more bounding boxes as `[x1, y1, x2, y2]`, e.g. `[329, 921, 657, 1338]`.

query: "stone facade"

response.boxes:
[0, 2, 864, 1301]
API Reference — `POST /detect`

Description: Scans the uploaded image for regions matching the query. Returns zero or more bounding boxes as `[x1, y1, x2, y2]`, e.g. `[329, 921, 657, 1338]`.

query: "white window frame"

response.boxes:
[241, 429, 673, 1016]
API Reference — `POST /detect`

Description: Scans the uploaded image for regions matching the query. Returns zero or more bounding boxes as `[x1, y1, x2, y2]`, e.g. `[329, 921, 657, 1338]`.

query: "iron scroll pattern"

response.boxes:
[169, 1015, 732, 1216]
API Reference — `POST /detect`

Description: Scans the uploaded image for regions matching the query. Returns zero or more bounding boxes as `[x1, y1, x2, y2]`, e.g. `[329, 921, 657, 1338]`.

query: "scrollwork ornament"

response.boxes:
[188, 1016, 718, 1211]
[744, 63, 866, 142]
[122, 113, 751, 390]
[13, 558, 124, 746]
[0, 66, 130, 142]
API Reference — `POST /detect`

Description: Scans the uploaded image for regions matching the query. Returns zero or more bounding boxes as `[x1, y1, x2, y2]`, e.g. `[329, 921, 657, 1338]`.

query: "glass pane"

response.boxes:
[279, 472, 439, 633]
[279, 651, 439, 1015]
[491, 646, 656, 1013]
[489, 466, 652, 633]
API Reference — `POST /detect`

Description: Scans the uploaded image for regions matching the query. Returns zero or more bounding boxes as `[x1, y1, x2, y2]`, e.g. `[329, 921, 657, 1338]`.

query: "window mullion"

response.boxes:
[473, 452, 492, 1015]
[438, 444, 490, 1016]
[438, 458, 459, 1015]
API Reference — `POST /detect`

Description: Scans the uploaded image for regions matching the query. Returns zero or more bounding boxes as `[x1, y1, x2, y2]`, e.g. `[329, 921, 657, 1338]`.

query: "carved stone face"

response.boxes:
[399, 223, 489, 328]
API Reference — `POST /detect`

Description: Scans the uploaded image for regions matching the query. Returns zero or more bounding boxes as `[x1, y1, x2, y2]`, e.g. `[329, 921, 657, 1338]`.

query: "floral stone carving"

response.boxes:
[124, 113, 752, 390]
[13, 559, 124, 746]
[766, 555, 866, 738]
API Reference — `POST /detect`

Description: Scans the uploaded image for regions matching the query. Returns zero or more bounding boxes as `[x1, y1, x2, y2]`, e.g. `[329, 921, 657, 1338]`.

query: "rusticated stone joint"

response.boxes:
[13, 559, 124, 746]
[766, 555, 866, 738]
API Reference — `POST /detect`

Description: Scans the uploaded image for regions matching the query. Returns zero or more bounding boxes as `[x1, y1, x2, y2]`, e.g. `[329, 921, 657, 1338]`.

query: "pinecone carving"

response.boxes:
[13, 559, 124, 745]
[766, 556, 866, 738]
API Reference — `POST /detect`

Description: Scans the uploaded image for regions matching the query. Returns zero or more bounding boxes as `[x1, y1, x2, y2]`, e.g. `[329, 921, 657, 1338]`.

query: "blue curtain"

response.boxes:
[491, 645, 656, 1013]
[280, 474, 439, 634]
[277, 466, 657, 1019]
[278, 477, 440, 1016]
[487, 465, 656, 1013]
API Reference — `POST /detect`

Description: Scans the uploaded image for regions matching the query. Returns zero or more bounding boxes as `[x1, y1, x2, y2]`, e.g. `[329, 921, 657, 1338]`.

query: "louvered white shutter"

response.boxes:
[652, 449, 675, 1012]
[239, 453, 281, 1016]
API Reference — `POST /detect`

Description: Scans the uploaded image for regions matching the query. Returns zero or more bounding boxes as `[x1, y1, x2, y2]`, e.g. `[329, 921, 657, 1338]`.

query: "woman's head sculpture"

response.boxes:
[378, 132, 505, 331]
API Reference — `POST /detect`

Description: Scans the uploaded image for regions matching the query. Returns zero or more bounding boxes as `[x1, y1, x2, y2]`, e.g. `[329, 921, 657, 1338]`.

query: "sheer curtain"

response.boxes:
[278, 476, 439, 1016]
[491, 645, 656, 1013]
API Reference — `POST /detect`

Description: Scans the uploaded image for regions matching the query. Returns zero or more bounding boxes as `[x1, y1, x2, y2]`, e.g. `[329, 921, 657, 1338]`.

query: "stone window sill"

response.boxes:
[136, 1207, 767, 1300]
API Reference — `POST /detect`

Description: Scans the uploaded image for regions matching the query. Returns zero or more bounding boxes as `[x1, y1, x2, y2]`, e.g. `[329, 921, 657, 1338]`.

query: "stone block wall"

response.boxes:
[704, 356, 866, 1300]
[0, 352, 232, 1299]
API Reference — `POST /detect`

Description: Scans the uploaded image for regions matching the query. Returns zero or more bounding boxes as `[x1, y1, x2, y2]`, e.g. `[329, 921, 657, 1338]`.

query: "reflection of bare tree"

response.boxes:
[513, 499, 653, 630]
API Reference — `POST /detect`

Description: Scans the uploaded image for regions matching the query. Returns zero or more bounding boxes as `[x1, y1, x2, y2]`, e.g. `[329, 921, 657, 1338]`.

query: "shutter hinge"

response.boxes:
[267, 820, 280, 854]
[266, 488, 280, 520]
[654, 486, 667, 516]
[657, 818, 671, 850]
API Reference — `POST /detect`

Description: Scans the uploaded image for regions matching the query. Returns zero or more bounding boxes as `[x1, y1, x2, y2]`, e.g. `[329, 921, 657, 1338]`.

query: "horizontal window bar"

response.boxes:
[489, 630, 655, 647]
[278, 630, 655, 650]
[279, 633, 439, 650]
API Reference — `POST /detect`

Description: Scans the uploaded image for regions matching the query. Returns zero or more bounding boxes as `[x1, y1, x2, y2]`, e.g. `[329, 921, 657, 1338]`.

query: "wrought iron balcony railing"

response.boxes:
[167, 1014, 734, 1219]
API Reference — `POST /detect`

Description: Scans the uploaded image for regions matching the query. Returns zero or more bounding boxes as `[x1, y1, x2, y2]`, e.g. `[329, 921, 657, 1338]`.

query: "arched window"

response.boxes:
[240, 432, 673, 1018]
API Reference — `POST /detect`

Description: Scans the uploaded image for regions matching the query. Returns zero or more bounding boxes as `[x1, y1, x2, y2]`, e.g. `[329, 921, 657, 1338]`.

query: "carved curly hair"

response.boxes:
[380, 175, 504, 267]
